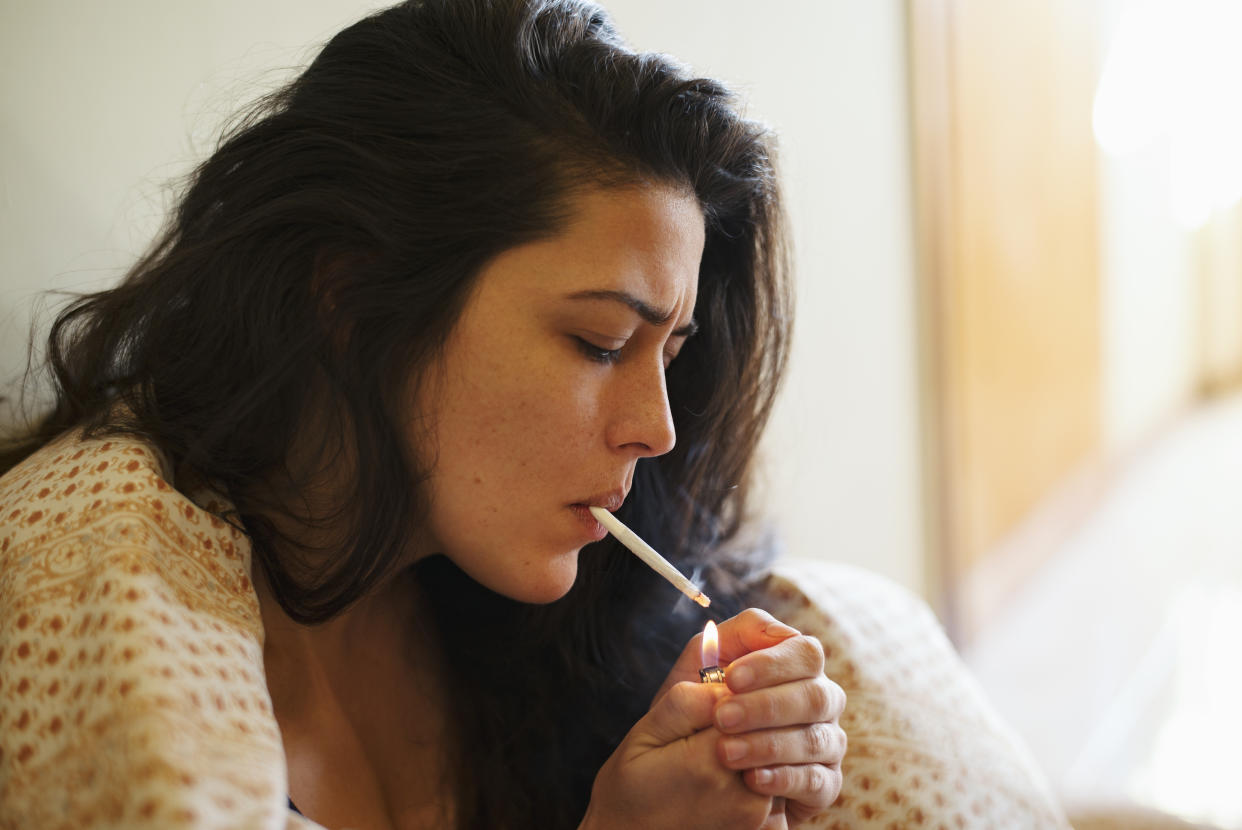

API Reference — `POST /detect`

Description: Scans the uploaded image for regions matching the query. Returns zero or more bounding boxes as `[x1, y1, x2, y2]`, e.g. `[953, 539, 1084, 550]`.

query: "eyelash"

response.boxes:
[574, 337, 623, 365]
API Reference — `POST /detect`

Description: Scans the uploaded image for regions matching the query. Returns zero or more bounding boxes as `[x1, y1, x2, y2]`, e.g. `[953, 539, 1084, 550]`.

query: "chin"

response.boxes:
[509, 550, 582, 604]
[463, 548, 581, 605]
[515, 585, 575, 604]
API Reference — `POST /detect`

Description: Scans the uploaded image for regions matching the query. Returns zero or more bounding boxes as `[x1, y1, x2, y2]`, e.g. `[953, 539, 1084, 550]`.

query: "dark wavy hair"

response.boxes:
[2, 0, 791, 826]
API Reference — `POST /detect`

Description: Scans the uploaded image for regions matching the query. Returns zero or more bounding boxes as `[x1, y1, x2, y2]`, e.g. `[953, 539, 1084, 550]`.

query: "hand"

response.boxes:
[581, 679, 775, 830]
[655, 608, 848, 828]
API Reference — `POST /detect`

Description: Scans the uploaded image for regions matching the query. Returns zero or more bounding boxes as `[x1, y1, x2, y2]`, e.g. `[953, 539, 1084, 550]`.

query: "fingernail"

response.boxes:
[722, 738, 748, 762]
[766, 620, 799, 638]
[754, 768, 774, 786]
[728, 665, 754, 691]
[716, 701, 744, 729]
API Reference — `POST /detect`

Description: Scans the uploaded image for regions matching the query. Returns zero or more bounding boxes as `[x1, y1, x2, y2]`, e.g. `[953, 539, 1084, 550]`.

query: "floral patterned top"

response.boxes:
[0, 429, 317, 829]
[1, 428, 1070, 829]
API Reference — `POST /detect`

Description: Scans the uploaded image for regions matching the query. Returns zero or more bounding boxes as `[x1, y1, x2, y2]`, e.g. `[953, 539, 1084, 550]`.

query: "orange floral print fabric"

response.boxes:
[0, 431, 318, 829]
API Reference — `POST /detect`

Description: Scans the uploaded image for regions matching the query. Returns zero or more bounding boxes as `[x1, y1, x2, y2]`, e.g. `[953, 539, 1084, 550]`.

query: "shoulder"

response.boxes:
[0, 428, 258, 636]
[0, 430, 294, 828]
[2, 428, 181, 540]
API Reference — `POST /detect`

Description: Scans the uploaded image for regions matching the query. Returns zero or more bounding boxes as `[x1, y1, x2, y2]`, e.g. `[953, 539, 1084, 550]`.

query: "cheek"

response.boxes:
[421, 350, 605, 600]
[433, 345, 601, 498]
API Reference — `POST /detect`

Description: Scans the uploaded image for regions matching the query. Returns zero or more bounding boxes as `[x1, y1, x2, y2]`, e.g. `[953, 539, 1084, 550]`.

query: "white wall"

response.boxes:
[0, 0, 389, 402]
[0, 1, 926, 594]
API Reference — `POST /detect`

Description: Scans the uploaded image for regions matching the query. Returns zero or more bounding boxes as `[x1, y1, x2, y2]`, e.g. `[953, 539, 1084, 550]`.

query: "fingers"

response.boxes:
[714, 675, 845, 735]
[651, 609, 806, 705]
[717, 722, 847, 770]
[744, 763, 843, 814]
[715, 608, 801, 664]
[634, 681, 730, 750]
[725, 633, 827, 693]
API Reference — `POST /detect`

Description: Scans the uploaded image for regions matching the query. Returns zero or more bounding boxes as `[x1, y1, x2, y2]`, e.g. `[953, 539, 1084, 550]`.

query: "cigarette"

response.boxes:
[588, 506, 711, 608]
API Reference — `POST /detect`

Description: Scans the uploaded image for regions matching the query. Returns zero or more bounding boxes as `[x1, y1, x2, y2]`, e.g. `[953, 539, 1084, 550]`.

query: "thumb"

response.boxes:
[631, 681, 728, 750]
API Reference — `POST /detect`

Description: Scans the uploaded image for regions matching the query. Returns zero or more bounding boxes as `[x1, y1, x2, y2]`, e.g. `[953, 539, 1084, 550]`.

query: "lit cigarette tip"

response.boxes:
[588, 505, 711, 608]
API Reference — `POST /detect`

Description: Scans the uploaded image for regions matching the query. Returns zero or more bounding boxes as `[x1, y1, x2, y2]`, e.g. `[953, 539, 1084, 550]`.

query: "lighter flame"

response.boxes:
[700, 620, 720, 669]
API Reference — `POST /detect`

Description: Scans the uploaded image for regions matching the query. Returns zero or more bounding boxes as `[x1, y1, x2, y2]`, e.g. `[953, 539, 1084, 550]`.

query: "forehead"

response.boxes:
[476, 184, 705, 310]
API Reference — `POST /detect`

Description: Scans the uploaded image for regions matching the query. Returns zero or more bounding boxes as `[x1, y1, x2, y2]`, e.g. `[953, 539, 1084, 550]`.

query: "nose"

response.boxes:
[608, 361, 677, 458]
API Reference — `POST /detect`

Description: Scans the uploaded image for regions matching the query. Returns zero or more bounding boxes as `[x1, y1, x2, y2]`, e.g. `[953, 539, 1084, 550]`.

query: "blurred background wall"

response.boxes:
[907, 2, 1242, 826]
[3, 0, 1240, 825]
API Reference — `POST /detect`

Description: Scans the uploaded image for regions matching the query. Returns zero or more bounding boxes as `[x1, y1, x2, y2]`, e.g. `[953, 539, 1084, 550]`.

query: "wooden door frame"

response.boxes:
[906, 0, 961, 642]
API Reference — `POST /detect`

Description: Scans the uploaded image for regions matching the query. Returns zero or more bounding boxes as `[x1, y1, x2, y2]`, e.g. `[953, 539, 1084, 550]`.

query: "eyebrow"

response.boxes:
[565, 289, 699, 338]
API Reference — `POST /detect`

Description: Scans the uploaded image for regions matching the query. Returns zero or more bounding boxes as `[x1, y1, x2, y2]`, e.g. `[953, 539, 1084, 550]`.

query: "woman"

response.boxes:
[0, 1, 846, 828]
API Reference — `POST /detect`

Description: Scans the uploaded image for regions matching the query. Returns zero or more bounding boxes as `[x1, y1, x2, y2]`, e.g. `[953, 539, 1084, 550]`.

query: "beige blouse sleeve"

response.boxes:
[0, 432, 318, 829]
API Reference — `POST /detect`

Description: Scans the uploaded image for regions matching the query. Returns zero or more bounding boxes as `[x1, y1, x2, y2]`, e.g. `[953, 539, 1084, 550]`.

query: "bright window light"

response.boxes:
[1093, 0, 1242, 229]
[1125, 583, 1242, 827]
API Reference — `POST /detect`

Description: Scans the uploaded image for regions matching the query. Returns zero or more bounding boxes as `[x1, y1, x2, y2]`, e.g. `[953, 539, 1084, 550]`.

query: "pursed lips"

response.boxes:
[571, 489, 626, 512]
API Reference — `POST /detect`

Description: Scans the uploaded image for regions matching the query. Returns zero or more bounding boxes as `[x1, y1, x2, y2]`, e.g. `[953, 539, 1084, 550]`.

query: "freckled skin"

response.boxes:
[413, 185, 704, 603]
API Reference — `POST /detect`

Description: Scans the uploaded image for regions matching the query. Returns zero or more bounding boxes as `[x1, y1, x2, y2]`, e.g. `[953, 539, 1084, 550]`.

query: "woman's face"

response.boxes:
[414, 183, 704, 603]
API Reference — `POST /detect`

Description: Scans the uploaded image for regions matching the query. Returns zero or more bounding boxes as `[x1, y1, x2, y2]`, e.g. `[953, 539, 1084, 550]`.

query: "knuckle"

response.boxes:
[757, 731, 780, 761]
[800, 634, 825, 665]
[805, 678, 831, 715]
[758, 690, 781, 723]
[781, 635, 822, 677]
[806, 765, 828, 794]
[765, 765, 789, 791]
[824, 765, 844, 804]
[805, 723, 831, 758]
[799, 764, 842, 808]
[666, 681, 695, 705]
[740, 607, 772, 625]
[665, 681, 699, 716]
[739, 650, 772, 681]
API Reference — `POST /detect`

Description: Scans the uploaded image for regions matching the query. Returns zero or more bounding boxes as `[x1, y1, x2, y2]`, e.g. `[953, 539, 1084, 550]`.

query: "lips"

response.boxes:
[569, 489, 626, 542]
[571, 489, 626, 512]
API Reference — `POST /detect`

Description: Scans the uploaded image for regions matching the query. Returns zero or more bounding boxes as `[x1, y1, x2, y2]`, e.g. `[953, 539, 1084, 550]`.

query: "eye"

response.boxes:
[574, 336, 623, 365]
[663, 339, 690, 370]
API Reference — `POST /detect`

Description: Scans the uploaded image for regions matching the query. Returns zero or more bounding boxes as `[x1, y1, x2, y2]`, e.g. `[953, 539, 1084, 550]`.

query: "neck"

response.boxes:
[253, 562, 458, 829]
[253, 561, 432, 710]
